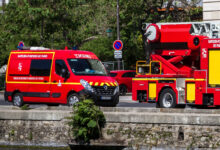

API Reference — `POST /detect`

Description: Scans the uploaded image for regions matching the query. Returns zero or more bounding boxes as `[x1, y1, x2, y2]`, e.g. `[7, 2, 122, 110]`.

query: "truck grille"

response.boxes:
[93, 86, 115, 96]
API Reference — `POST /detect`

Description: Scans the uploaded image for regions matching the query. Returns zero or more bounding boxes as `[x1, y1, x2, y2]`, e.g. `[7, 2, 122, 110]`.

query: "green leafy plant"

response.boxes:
[68, 99, 106, 143]
[20, 104, 30, 110]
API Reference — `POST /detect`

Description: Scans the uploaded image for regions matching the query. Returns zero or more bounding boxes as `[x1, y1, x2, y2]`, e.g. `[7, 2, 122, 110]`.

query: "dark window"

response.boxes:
[30, 60, 51, 76]
[109, 73, 117, 77]
[55, 60, 68, 77]
[122, 72, 136, 78]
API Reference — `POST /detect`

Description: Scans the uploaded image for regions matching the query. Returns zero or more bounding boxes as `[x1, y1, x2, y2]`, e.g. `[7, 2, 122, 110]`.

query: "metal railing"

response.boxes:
[102, 60, 124, 72]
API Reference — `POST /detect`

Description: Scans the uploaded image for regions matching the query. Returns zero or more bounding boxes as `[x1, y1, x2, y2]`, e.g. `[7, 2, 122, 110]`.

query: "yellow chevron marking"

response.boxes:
[110, 82, 115, 86]
[105, 83, 110, 86]
[89, 82, 93, 86]
[95, 82, 99, 86]
[100, 82, 104, 86]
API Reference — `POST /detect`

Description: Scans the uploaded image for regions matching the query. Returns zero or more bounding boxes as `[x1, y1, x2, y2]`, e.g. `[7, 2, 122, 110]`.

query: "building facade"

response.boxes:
[203, 0, 220, 21]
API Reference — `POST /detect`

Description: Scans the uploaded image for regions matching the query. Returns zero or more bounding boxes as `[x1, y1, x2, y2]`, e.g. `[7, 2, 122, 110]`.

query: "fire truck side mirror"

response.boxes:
[61, 68, 70, 79]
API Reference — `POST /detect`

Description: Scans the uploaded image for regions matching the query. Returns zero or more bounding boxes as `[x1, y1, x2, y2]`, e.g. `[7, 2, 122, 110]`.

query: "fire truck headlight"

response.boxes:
[80, 79, 94, 93]
[114, 83, 119, 95]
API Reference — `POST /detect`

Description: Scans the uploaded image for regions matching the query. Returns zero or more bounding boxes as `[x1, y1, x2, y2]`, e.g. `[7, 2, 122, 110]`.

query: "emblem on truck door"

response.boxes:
[202, 48, 207, 58]
[18, 63, 22, 71]
[58, 80, 62, 87]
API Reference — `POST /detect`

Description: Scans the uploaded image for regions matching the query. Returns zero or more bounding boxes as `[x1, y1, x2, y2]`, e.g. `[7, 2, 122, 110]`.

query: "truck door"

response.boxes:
[50, 59, 71, 103]
[26, 59, 52, 102]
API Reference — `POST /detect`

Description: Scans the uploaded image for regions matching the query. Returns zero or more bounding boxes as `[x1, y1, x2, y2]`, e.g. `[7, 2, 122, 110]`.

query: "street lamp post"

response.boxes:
[2, 0, 5, 6]
[117, 0, 120, 70]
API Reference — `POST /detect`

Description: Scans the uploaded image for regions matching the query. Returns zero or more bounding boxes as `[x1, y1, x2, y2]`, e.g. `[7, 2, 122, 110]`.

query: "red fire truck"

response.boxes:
[132, 22, 220, 108]
[5, 47, 119, 107]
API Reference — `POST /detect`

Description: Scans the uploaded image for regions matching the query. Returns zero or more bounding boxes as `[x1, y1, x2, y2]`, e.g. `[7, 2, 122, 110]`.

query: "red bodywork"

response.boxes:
[132, 23, 220, 107]
[110, 70, 136, 93]
[5, 50, 118, 104]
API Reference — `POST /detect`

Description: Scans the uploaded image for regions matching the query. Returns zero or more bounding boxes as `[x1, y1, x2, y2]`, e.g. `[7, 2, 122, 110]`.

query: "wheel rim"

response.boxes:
[162, 93, 173, 108]
[69, 95, 79, 105]
[14, 95, 21, 106]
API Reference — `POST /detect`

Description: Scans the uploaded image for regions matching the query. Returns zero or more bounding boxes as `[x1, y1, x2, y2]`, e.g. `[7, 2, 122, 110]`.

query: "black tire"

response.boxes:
[159, 88, 177, 108]
[67, 93, 80, 106]
[119, 85, 127, 96]
[12, 93, 24, 107]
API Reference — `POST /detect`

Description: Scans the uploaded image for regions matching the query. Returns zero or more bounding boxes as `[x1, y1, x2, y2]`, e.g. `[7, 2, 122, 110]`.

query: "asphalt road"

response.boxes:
[0, 92, 155, 108]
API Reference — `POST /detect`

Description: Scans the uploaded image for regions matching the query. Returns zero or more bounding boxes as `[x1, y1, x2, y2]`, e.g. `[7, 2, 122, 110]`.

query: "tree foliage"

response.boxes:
[68, 99, 106, 143]
[80, 37, 114, 62]
[0, 0, 94, 64]
[0, 0, 202, 68]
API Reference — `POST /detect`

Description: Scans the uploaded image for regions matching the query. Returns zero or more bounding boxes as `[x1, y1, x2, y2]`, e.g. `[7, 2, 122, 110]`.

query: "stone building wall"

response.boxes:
[203, 0, 220, 21]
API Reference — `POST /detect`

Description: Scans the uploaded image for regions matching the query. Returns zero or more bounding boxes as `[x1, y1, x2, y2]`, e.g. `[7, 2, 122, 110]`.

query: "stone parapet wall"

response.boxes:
[1, 120, 220, 149]
[0, 120, 70, 147]
[103, 123, 220, 149]
[0, 106, 220, 149]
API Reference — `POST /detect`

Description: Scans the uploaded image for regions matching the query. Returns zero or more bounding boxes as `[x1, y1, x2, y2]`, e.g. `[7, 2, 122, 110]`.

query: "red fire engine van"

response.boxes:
[132, 22, 220, 108]
[4, 48, 119, 107]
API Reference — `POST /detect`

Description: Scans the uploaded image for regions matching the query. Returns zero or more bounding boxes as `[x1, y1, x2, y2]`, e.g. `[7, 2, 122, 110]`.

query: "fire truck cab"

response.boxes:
[132, 22, 220, 108]
[5, 47, 119, 107]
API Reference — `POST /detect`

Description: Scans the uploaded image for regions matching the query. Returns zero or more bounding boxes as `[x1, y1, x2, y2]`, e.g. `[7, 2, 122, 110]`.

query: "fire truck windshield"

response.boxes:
[67, 59, 107, 76]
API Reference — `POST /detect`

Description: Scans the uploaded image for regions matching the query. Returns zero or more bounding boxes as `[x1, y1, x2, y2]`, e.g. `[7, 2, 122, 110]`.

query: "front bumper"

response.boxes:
[79, 88, 119, 103]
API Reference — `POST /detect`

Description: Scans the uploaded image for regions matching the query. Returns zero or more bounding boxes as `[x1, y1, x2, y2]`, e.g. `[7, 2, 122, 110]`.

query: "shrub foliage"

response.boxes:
[68, 99, 106, 143]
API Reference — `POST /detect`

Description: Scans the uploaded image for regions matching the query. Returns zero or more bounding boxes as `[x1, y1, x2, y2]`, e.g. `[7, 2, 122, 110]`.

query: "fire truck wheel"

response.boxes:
[67, 93, 80, 106]
[119, 85, 127, 96]
[159, 88, 176, 108]
[12, 93, 24, 107]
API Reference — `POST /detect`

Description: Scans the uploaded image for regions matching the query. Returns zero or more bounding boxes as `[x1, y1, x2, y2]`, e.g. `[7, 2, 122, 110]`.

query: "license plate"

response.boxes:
[101, 96, 111, 100]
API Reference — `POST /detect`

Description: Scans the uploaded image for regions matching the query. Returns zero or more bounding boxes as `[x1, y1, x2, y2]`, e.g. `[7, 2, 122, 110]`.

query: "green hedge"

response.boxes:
[0, 74, 5, 90]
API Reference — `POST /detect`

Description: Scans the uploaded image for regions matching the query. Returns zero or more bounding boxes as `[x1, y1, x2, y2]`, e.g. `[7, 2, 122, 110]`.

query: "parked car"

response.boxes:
[109, 70, 136, 95]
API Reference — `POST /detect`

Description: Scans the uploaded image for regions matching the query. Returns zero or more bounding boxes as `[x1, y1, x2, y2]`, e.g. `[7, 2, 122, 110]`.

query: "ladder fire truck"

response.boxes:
[132, 22, 220, 108]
